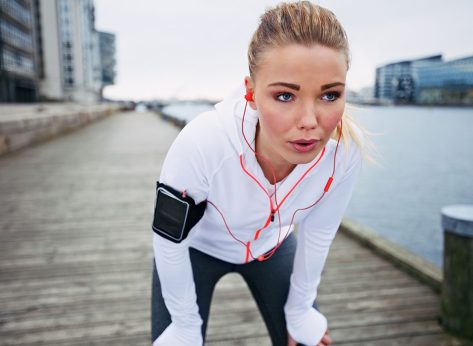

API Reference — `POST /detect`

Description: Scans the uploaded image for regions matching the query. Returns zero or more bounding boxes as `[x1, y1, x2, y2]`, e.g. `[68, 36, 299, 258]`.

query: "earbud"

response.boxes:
[244, 91, 254, 102]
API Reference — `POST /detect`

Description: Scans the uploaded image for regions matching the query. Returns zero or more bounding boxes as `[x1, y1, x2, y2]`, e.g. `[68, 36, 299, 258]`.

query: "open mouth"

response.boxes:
[290, 140, 318, 153]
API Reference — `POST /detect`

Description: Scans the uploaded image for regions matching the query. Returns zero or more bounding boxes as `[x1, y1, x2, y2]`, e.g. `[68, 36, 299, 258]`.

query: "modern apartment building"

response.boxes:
[37, 0, 102, 102]
[0, 0, 38, 102]
[1, 0, 115, 103]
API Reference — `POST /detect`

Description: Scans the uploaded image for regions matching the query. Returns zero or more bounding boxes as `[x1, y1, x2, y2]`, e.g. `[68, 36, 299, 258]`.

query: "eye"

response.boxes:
[322, 91, 341, 102]
[276, 92, 293, 102]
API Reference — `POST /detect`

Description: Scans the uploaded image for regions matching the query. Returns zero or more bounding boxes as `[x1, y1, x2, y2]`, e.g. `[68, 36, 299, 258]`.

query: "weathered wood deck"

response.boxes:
[0, 111, 469, 345]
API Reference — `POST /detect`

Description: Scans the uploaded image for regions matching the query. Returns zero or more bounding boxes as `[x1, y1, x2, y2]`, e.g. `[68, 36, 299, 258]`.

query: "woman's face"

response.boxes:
[245, 44, 347, 171]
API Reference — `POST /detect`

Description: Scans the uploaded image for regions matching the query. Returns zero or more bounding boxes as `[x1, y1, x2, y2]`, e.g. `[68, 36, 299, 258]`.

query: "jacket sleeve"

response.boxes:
[284, 141, 363, 345]
[152, 122, 210, 346]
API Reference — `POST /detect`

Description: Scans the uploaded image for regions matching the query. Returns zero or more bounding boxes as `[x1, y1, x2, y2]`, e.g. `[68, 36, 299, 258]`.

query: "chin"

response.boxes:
[295, 157, 315, 165]
[289, 145, 325, 164]
[286, 153, 317, 165]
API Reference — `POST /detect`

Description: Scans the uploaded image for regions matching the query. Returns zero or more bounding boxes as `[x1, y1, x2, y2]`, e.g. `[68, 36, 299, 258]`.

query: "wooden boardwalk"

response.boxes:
[0, 111, 469, 345]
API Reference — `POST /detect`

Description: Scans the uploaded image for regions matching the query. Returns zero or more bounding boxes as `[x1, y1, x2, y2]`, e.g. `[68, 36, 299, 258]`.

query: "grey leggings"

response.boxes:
[151, 232, 318, 345]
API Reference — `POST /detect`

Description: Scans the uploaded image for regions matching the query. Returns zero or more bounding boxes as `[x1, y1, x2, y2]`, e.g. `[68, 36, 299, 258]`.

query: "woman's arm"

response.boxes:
[152, 122, 210, 346]
[153, 235, 203, 345]
[284, 143, 363, 345]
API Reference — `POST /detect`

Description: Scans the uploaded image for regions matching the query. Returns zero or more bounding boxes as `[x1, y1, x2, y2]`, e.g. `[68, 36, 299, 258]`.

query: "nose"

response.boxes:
[297, 103, 318, 130]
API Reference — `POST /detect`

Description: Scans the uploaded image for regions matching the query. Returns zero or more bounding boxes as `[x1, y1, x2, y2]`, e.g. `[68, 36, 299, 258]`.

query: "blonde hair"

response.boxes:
[248, 1, 376, 162]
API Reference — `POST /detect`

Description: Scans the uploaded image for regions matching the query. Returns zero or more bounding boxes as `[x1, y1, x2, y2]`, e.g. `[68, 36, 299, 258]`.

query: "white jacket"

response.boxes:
[153, 84, 363, 345]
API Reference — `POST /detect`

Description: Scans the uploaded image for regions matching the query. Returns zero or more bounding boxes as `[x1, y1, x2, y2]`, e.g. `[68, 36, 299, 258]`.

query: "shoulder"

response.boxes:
[159, 111, 222, 202]
[175, 110, 226, 148]
[162, 109, 232, 178]
[174, 110, 218, 140]
[166, 110, 223, 157]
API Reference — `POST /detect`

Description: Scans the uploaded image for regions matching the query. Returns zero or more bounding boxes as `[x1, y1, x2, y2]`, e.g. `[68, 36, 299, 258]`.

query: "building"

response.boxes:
[98, 30, 116, 99]
[415, 56, 473, 105]
[375, 55, 441, 104]
[1, 0, 115, 104]
[34, 0, 62, 101]
[375, 54, 473, 105]
[36, 0, 102, 102]
[0, 0, 38, 102]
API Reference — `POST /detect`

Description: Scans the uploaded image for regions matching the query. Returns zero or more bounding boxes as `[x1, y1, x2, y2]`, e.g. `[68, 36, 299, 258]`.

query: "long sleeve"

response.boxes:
[152, 122, 210, 346]
[284, 142, 363, 345]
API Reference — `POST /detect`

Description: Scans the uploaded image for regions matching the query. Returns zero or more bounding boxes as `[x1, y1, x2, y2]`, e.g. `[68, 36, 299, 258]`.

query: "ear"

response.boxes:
[244, 76, 257, 110]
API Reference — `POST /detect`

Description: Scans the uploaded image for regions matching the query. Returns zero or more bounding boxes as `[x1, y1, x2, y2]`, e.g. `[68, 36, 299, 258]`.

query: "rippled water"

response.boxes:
[346, 105, 473, 268]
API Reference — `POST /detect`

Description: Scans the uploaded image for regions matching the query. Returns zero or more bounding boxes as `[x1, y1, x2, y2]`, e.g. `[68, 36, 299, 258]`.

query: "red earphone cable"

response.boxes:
[206, 93, 343, 263]
[240, 95, 327, 240]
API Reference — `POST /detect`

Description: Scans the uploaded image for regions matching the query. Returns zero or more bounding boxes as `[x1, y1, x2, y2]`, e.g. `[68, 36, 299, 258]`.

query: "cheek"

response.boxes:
[258, 104, 293, 135]
[320, 106, 344, 132]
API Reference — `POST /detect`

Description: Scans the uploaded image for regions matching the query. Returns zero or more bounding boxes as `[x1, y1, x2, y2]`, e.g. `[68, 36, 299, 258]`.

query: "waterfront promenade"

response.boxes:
[0, 102, 118, 157]
[0, 110, 468, 345]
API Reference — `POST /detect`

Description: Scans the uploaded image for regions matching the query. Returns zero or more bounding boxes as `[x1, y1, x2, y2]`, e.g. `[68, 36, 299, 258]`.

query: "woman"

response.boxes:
[151, 2, 367, 345]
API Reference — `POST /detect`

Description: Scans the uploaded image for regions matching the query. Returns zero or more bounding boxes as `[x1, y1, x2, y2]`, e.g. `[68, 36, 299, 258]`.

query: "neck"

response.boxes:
[255, 122, 296, 184]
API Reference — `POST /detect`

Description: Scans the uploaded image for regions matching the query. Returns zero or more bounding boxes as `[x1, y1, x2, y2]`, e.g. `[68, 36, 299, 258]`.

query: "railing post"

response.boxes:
[441, 205, 473, 339]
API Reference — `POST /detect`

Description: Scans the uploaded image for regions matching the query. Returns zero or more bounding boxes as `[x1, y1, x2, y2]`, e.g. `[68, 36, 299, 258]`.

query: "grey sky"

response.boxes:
[94, 0, 473, 101]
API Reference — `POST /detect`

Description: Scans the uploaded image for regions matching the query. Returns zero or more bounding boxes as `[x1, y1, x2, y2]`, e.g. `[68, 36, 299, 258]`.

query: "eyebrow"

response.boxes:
[321, 82, 345, 91]
[267, 81, 345, 91]
[267, 82, 300, 91]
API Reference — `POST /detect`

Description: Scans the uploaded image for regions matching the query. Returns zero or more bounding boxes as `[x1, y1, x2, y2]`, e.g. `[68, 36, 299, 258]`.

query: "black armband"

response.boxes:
[152, 181, 207, 243]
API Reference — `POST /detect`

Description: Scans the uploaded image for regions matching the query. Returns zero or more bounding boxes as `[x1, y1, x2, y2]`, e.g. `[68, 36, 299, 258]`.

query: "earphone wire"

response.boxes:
[206, 93, 343, 263]
[239, 94, 326, 242]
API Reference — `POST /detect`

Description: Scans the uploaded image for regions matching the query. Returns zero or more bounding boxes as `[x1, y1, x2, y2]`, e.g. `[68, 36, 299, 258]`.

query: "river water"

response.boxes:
[346, 104, 473, 268]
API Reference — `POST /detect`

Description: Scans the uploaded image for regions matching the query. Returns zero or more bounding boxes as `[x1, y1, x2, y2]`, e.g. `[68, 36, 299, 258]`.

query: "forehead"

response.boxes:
[255, 44, 347, 85]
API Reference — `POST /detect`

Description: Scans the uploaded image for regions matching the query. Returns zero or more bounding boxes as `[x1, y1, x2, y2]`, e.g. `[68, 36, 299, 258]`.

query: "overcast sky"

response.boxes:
[94, 0, 473, 101]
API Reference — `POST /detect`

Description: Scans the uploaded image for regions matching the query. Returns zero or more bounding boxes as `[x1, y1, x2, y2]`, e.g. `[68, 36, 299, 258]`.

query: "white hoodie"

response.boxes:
[153, 84, 363, 345]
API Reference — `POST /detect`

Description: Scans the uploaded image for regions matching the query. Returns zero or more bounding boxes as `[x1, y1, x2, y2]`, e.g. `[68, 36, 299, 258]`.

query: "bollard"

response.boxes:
[441, 205, 473, 339]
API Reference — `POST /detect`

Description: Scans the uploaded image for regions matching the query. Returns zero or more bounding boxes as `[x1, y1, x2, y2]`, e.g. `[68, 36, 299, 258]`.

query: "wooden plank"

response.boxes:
[0, 112, 470, 346]
[337, 332, 464, 346]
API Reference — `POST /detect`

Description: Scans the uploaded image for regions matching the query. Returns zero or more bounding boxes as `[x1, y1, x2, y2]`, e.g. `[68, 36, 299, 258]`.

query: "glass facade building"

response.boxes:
[375, 54, 473, 105]
[56, 0, 102, 101]
[1, 0, 115, 103]
[415, 56, 473, 105]
[58, 0, 74, 89]
[0, 0, 38, 102]
[98, 31, 116, 88]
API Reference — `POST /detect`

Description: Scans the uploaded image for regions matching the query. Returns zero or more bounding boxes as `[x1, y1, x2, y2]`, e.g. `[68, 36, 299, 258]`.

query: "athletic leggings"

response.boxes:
[151, 232, 319, 346]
